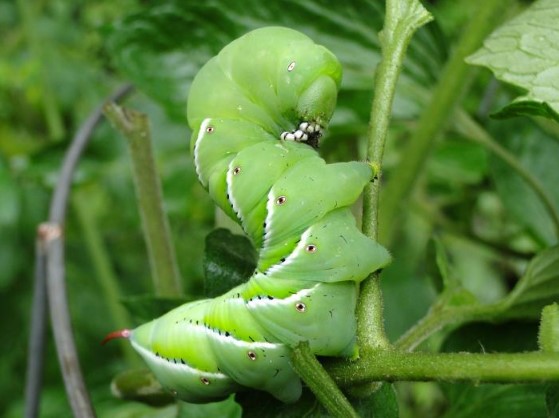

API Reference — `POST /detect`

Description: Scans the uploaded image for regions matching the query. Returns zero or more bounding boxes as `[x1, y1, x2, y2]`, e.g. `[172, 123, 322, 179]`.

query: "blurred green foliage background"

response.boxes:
[1, 0, 558, 417]
[1, 1, 215, 415]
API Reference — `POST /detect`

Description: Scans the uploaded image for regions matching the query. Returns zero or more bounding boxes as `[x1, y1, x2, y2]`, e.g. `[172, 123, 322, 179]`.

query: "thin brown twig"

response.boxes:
[24, 84, 133, 418]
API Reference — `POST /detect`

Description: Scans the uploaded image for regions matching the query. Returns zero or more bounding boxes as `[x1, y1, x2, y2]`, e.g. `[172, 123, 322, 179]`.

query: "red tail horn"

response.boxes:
[101, 329, 131, 345]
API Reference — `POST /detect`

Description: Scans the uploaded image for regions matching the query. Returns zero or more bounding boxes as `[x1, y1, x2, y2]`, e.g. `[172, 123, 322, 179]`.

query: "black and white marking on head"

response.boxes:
[279, 121, 323, 148]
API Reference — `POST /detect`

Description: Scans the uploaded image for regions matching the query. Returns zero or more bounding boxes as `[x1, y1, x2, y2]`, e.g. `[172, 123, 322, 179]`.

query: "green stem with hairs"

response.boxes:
[358, 0, 433, 350]
[394, 296, 508, 352]
[328, 348, 559, 385]
[291, 342, 360, 418]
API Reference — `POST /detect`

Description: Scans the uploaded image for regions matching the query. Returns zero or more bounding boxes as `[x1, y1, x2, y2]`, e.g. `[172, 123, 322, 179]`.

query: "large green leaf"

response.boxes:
[367, 383, 400, 418]
[489, 118, 559, 246]
[105, 0, 445, 123]
[467, 0, 559, 122]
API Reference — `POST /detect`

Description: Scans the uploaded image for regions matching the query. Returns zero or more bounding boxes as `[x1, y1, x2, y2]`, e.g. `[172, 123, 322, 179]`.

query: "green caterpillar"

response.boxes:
[106, 26, 391, 404]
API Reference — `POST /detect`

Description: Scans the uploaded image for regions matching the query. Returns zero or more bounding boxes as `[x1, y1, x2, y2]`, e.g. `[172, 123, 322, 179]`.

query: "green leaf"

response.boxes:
[467, 0, 559, 122]
[385, 0, 433, 37]
[505, 245, 559, 318]
[493, 100, 559, 123]
[367, 383, 400, 418]
[489, 119, 559, 245]
[203, 228, 257, 298]
[425, 237, 453, 293]
[440, 383, 546, 418]
[105, 0, 445, 122]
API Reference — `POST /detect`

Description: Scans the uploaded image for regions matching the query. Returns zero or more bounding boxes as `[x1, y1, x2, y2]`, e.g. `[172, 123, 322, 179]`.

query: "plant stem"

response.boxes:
[394, 300, 505, 352]
[379, 0, 509, 245]
[103, 103, 183, 297]
[455, 110, 559, 239]
[24, 235, 48, 418]
[41, 223, 96, 418]
[28, 85, 132, 418]
[358, 0, 433, 350]
[328, 348, 559, 385]
[291, 342, 360, 418]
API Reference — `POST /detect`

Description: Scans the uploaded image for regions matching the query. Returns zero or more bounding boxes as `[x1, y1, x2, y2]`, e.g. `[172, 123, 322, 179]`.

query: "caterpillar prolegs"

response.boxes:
[108, 27, 391, 403]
